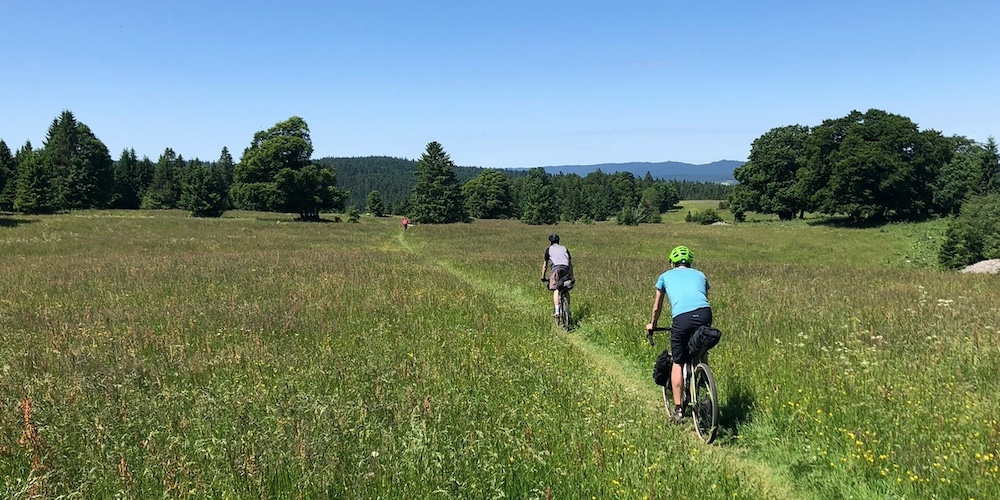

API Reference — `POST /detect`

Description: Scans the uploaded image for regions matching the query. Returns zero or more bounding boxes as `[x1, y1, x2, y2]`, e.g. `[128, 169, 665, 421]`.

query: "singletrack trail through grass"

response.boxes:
[397, 228, 803, 500]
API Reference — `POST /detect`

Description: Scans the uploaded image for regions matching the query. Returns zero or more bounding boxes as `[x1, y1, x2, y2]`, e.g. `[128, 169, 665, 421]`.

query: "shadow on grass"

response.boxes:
[716, 381, 755, 444]
[0, 217, 37, 228]
[806, 213, 937, 229]
[569, 296, 590, 329]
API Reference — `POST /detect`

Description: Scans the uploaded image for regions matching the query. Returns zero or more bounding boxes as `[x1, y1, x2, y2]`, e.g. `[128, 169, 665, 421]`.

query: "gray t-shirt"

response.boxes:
[544, 244, 571, 267]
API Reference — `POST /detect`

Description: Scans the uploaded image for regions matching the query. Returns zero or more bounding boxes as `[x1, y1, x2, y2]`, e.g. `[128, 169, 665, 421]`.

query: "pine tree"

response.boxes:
[113, 149, 142, 209]
[42, 111, 114, 210]
[14, 141, 56, 214]
[216, 147, 235, 192]
[143, 148, 184, 209]
[408, 141, 468, 224]
[0, 140, 15, 211]
[366, 190, 385, 216]
[180, 160, 228, 217]
[519, 167, 557, 225]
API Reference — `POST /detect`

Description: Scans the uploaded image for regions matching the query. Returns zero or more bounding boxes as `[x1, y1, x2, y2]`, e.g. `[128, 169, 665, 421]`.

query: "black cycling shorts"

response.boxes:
[670, 307, 712, 364]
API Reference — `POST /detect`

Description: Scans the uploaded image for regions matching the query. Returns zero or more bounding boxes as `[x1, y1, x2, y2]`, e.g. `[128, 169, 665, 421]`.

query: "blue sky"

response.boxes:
[2, 1, 998, 168]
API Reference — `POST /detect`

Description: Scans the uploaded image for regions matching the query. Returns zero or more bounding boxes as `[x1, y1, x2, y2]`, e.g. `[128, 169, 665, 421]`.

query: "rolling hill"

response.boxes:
[533, 160, 743, 183]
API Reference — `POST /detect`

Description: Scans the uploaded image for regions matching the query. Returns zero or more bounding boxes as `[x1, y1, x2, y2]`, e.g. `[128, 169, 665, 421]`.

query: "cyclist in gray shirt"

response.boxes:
[541, 234, 574, 317]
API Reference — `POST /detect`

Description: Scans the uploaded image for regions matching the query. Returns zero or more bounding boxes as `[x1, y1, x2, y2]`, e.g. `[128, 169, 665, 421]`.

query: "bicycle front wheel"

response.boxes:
[690, 363, 718, 444]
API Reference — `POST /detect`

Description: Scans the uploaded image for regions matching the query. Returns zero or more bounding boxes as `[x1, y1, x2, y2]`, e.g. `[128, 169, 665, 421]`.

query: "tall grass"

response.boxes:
[403, 215, 1000, 498]
[3, 211, 779, 498]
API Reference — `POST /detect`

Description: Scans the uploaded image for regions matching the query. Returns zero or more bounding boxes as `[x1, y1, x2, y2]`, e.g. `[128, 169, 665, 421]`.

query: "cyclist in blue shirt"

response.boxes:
[646, 245, 712, 422]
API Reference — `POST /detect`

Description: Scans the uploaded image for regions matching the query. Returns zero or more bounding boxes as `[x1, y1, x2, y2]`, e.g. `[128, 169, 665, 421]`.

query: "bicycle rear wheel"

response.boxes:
[690, 363, 718, 444]
[559, 291, 572, 330]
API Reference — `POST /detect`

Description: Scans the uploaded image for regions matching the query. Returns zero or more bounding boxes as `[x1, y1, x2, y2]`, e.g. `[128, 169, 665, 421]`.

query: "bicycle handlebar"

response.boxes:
[645, 327, 669, 346]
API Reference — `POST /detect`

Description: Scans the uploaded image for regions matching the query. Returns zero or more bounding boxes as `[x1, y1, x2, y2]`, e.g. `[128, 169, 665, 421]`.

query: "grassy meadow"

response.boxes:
[1, 206, 998, 498]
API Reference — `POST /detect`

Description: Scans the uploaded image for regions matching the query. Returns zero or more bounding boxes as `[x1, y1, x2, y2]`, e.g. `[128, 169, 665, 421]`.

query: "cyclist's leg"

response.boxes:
[670, 310, 700, 409]
[549, 266, 567, 314]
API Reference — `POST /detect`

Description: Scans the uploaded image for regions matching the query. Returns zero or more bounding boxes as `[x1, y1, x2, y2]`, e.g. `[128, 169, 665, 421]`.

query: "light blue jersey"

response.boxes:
[654, 267, 710, 317]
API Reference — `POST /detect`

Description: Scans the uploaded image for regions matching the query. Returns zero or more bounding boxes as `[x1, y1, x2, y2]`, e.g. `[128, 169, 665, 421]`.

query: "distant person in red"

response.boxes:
[402, 217, 409, 231]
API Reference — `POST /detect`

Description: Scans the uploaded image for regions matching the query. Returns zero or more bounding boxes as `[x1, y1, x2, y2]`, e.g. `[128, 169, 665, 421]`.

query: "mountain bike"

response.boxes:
[646, 327, 718, 444]
[542, 277, 573, 331]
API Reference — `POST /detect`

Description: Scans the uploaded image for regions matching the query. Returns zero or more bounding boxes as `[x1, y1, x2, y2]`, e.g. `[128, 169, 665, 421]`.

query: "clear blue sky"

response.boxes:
[2, 1, 998, 168]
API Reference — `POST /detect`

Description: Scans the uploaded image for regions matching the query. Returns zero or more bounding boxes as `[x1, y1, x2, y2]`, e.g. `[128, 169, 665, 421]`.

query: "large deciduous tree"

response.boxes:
[231, 117, 345, 220]
[800, 109, 951, 222]
[408, 141, 467, 223]
[730, 124, 810, 220]
[462, 169, 514, 219]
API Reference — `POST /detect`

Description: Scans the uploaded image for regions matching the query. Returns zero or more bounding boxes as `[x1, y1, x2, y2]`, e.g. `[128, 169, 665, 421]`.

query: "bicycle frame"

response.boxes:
[646, 327, 718, 443]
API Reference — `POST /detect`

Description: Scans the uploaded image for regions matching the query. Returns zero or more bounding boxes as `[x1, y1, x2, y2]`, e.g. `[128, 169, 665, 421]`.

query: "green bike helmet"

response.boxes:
[669, 245, 693, 266]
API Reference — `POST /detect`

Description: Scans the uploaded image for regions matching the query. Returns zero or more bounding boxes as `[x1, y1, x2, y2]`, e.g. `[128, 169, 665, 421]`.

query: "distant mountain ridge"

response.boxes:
[526, 160, 743, 183]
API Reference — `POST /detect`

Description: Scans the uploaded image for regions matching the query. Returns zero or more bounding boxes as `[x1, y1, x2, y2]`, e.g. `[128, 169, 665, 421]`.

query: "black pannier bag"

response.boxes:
[652, 349, 673, 386]
[688, 325, 722, 358]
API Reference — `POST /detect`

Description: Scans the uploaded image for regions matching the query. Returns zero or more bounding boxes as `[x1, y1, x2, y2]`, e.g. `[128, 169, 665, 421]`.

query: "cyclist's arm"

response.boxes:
[646, 288, 666, 331]
[541, 248, 550, 279]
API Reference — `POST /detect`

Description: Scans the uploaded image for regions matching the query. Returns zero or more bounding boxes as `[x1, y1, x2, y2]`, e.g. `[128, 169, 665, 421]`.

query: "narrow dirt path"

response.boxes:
[398, 231, 805, 499]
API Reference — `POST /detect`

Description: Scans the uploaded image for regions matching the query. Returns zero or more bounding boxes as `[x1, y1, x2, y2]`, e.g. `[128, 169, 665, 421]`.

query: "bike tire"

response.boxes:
[690, 363, 718, 444]
[559, 291, 572, 330]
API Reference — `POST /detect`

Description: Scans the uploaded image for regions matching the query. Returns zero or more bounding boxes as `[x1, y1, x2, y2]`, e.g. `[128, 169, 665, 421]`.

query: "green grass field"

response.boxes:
[1, 208, 998, 498]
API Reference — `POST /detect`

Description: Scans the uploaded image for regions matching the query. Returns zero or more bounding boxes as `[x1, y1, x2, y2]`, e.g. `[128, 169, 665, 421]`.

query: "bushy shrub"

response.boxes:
[347, 207, 361, 223]
[616, 206, 661, 226]
[685, 209, 723, 225]
[938, 195, 1000, 269]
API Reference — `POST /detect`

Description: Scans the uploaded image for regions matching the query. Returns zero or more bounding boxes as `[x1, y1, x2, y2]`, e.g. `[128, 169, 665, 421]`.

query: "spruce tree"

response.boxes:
[0, 140, 15, 211]
[113, 149, 142, 209]
[14, 142, 56, 214]
[366, 190, 385, 216]
[519, 167, 557, 225]
[180, 160, 228, 217]
[143, 148, 184, 209]
[42, 111, 114, 210]
[408, 141, 467, 224]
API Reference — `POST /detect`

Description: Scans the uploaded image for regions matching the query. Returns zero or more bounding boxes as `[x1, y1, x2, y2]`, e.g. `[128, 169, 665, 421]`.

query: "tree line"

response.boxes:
[0, 111, 729, 222]
[2, 108, 996, 268]
[319, 155, 730, 217]
[0, 113, 346, 219]
[401, 141, 725, 225]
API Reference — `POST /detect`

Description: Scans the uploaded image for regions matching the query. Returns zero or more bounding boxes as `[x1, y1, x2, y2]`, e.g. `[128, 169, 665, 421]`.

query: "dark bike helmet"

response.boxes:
[669, 245, 693, 266]
[549, 234, 560, 244]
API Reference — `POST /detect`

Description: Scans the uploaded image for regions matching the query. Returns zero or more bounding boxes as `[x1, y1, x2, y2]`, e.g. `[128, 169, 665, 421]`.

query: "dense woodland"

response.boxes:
[1, 108, 997, 268]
